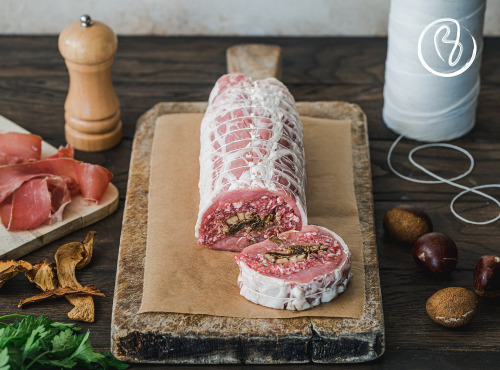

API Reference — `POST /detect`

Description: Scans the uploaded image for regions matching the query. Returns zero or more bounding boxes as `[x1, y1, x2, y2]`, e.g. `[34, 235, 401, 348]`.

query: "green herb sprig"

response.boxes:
[0, 315, 128, 370]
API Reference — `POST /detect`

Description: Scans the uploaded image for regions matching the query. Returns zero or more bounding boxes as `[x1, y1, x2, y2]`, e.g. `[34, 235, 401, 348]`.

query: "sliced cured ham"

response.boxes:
[0, 134, 112, 231]
[48, 144, 75, 159]
[0, 176, 71, 230]
[0, 158, 112, 204]
[0, 132, 42, 165]
[234, 225, 352, 311]
[195, 73, 307, 251]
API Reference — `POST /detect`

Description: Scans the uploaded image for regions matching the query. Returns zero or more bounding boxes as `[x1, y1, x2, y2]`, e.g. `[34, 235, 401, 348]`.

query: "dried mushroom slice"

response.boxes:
[0, 260, 33, 288]
[226, 212, 277, 235]
[264, 244, 328, 264]
[18, 284, 105, 308]
[1, 231, 100, 322]
[25, 259, 58, 291]
[66, 295, 96, 322]
[55, 231, 98, 322]
[268, 235, 283, 245]
[78, 231, 95, 269]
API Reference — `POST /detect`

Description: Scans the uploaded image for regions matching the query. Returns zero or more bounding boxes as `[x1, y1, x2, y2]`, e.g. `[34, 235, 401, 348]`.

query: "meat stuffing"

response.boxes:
[234, 225, 352, 311]
[195, 73, 307, 251]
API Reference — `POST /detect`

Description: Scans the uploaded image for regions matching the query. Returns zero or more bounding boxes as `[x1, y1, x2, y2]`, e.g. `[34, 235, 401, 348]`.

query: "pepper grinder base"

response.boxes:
[65, 120, 122, 152]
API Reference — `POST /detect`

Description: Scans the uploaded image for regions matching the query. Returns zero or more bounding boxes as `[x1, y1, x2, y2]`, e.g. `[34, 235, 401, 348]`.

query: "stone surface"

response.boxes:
[111, 101, 384, 364]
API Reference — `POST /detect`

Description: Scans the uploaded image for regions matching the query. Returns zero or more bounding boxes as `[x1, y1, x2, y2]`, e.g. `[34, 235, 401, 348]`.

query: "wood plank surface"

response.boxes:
[227, 44, 283, 80]
[0, 36, 499, 369]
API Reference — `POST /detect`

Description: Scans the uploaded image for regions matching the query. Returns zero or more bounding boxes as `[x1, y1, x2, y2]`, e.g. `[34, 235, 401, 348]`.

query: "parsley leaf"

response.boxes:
[50, 321, 81, 332]
[22, 325, 48, 362]
[0, 315, 128, 369]
[0, 347, 10, 370]
[69, 331, 106, 364]
[42, 357, 78, 369]
[99, 352, 130, 370]
[50, 329, 79, 357]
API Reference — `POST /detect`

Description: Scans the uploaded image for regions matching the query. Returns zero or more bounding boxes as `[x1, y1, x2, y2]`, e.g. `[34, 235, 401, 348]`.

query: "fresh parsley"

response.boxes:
[0, 314, 128, 370]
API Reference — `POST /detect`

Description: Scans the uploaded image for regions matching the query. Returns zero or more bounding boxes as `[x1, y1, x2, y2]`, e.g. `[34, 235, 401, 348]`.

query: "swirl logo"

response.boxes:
[418, 18, 477, 78]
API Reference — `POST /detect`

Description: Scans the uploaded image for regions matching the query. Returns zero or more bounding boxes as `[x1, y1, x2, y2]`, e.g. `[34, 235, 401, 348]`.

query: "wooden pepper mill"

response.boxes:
[58, 15, 122, 151]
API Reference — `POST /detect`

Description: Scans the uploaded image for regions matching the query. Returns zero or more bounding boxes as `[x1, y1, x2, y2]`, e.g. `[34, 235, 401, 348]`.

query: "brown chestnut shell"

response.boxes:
[426, 287, 477, 328]
[474, 255, 500, 297]
[412, 232, 458, 275]
[383, 205, 433, 244]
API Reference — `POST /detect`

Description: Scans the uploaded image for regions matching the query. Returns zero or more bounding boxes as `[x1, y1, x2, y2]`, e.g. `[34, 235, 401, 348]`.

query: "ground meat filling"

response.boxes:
[200, 195, 301, 247]
[243, 232, 344, 277]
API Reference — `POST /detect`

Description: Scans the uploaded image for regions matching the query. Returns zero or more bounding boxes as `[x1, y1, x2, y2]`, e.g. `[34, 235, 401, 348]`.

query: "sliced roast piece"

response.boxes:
[234, 225, 352, 311]
[195, 73, 307, 251]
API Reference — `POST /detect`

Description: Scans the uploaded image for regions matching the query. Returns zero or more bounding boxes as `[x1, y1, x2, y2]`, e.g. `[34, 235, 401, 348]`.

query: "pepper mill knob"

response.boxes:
[58, 15, 122, 151]
[80, 14, 93, 27]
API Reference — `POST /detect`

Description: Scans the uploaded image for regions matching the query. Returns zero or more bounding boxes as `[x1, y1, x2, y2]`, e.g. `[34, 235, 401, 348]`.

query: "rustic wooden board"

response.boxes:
[111, 101, 384, 364]
[227, 44, 282, 80]
[0, 115, 119, 260]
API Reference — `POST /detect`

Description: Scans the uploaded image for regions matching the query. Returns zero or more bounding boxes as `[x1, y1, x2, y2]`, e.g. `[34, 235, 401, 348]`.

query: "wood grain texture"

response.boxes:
[1, 36, 500, 369]
[227, 44, 282, 80]
[0, 115, 119, 260]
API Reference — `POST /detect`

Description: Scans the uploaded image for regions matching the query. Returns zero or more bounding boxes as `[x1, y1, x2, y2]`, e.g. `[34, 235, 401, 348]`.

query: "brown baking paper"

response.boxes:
[139, 113, 365, 319]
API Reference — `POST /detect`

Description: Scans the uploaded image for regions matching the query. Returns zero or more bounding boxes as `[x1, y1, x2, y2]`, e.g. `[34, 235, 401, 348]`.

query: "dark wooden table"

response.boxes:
[1, 36, 500, 369]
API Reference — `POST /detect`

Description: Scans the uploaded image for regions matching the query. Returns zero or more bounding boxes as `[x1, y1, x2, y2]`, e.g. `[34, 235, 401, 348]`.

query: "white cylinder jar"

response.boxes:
[382, 0, 485, 142]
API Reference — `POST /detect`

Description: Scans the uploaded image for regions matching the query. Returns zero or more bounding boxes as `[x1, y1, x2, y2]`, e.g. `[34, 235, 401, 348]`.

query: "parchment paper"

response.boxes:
[139, 113, 365, 319]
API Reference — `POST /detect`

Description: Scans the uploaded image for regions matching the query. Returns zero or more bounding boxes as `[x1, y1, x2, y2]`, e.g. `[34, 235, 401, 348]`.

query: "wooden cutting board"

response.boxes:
[0, 115, 119, 260]
[111, 45, 384, 364]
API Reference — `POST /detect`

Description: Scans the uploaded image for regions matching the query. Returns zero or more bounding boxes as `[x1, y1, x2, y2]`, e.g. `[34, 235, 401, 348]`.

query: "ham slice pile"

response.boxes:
[0, 132, 112, 231]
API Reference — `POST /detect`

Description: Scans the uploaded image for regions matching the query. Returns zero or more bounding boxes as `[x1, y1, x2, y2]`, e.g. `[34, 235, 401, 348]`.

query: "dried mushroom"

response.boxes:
[18, 284, 104, 308]
[78, 230, 96, 268]
[268, 235, 283, 245]
[0, 231, 102, 323]
[226, 212, 276, 235]
[25, 259, 58, 291]
[0, 260, 33, 288]
[264, 244, 328, 264]
[55, 231, 98, 322]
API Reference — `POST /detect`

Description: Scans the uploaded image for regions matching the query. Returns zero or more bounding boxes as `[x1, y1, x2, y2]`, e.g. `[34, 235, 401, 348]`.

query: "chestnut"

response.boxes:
[426, 287, 477, 328]
[383, 205, 433, 244]
[412, 232, 458, 275]
[474, 255, 500, 297]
